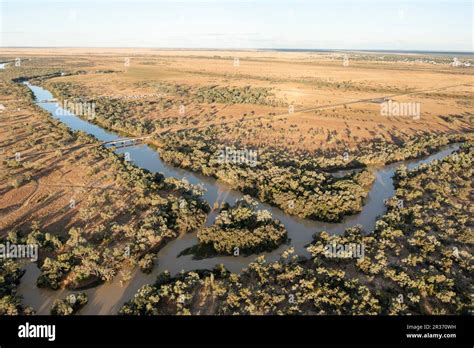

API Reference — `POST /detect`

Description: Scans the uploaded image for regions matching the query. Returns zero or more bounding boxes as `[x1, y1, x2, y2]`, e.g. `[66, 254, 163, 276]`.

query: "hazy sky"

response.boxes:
[1, 0, 472, 51]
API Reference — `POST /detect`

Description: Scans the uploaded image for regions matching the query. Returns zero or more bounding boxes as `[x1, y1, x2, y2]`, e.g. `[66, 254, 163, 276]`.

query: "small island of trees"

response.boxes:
[193, 196, 287, 257]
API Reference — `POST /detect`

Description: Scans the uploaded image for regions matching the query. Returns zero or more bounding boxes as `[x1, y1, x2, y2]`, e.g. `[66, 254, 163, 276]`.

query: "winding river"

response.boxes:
[16, 82, 460, 315]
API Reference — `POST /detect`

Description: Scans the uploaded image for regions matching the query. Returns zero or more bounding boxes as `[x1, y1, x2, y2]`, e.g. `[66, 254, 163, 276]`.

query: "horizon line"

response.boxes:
[1, 47, 473, 55]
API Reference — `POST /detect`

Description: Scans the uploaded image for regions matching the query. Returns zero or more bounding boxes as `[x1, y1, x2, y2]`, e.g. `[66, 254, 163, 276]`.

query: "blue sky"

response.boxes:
[1, 0, 472, 51]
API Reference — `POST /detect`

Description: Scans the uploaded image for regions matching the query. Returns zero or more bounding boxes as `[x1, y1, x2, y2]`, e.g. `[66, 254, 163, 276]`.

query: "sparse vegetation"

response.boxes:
[195, 196, 287, 256]
[122, 143, 473, 315]
[50, 293, 88, 315]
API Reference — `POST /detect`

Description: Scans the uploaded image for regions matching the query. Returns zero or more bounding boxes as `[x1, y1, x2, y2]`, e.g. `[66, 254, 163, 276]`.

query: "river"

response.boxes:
[16, 82, 459, 315]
